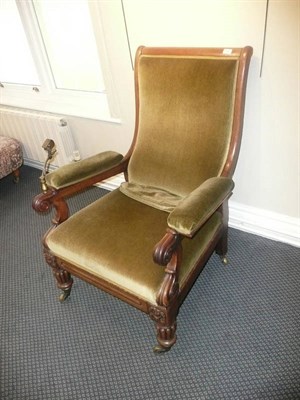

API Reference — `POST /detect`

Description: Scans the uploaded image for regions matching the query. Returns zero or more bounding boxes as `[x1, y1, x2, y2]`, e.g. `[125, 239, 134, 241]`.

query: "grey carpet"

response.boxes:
[1, 165, 299, 400]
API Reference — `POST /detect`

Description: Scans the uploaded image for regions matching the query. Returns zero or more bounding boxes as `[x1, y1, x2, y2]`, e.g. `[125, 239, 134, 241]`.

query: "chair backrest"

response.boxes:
[127, 46, 253, 198]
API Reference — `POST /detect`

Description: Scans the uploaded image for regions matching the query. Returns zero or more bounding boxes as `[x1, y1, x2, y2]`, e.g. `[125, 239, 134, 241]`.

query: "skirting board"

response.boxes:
[229, 200, 300, 248]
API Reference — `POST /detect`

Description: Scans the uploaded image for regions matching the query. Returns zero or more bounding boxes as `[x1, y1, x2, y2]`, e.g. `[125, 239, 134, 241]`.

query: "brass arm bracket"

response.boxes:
[40, 139, 57, 193]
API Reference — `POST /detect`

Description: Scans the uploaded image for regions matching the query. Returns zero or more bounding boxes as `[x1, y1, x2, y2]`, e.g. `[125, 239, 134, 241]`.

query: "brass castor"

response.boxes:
[59, 288, 71, 302]
[220, 256, 229, 265]
[153, 344, 171, 354]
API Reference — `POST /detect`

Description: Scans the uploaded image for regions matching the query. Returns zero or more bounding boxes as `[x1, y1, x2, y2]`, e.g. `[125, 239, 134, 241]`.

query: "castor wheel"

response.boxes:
[58, 289, 71, 302]
[153, 344, 171, 354]
[220, 256, 229, 265]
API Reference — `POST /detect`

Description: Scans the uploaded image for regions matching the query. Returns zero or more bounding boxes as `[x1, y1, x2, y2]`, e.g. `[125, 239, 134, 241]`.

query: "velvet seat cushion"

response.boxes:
[46, 189, 222, 305]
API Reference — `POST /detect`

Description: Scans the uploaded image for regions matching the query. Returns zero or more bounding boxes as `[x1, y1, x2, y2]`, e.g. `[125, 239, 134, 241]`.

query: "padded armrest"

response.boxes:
[167, 177, 234, 237]
[45, 151, 124, 189]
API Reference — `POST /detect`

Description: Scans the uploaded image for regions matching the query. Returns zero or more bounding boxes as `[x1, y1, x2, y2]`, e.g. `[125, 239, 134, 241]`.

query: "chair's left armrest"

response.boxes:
[45, 150, 124, 190]
[33, 151, 126, 225]
[167, 177, 234, 237]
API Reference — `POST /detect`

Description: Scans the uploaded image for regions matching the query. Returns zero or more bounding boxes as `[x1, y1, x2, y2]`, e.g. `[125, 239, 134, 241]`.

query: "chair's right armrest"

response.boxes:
[167, 177, 234, 237]
[45, 151, 124, 190]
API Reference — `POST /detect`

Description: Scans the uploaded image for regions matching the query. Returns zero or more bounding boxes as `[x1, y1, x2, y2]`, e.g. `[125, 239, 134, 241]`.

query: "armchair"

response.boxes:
[33, 46, 252, 352]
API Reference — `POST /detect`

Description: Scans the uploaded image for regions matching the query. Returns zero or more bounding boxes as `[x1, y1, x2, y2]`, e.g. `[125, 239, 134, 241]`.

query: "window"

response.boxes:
[0, 0, 120, 121]
[0, 1, 40, 86]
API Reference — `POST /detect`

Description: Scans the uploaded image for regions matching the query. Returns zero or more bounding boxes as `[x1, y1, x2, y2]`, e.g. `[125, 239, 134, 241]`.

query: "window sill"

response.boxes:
[0, 84, 121, 123]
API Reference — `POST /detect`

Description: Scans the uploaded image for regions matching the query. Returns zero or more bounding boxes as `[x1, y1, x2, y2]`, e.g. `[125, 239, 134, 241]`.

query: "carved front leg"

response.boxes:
[44, 248, 73, 302]
[149, 306, 177, 353]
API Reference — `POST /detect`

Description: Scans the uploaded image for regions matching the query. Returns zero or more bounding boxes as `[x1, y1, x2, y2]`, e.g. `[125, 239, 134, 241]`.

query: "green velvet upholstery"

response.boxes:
[46, 189, 222, 305]
[46, 151, 123, 189]
[127, 55, 238, 197]
[167, 177, 234, 237]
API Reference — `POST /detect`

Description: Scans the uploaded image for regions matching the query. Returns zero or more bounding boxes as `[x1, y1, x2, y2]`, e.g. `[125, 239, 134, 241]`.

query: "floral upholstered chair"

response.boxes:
[33, 46, 253, 352]
[0, 136, 23, 182]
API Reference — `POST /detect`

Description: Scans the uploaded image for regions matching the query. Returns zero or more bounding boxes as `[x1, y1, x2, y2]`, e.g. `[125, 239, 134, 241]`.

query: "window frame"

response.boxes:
[0, 0, 121, 122]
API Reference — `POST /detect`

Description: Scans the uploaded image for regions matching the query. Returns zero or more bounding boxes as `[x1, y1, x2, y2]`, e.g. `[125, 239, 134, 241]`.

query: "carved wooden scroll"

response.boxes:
[153, 229, 182, 308]
[32, 190, 69, 226]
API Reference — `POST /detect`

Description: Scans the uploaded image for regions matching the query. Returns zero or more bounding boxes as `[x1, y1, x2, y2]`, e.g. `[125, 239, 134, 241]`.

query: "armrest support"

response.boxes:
[167, 177, 234, 237]
[45, 151, 124, 190]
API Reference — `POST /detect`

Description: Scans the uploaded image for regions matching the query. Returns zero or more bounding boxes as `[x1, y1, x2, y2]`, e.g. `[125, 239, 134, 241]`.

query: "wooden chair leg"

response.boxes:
[154, 321, 177, 353]
[12, 168, 20, 183]
[215, 200, 229, 264]
[150, 306, 177, 353]
[215, 229, 229, 264]
[44, 248, 73, 302]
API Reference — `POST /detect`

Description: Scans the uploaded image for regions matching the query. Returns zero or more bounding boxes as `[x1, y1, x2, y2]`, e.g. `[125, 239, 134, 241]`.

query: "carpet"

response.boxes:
[1, 166, 299, 399]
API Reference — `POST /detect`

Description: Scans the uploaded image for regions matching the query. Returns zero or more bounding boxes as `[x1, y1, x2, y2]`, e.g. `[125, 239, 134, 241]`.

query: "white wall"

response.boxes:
[233, 0, 299, 217]
[67, 0, 299, 243]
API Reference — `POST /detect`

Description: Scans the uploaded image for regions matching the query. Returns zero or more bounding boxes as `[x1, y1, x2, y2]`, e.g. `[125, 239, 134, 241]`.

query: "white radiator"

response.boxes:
[0, 106, 80, 170]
